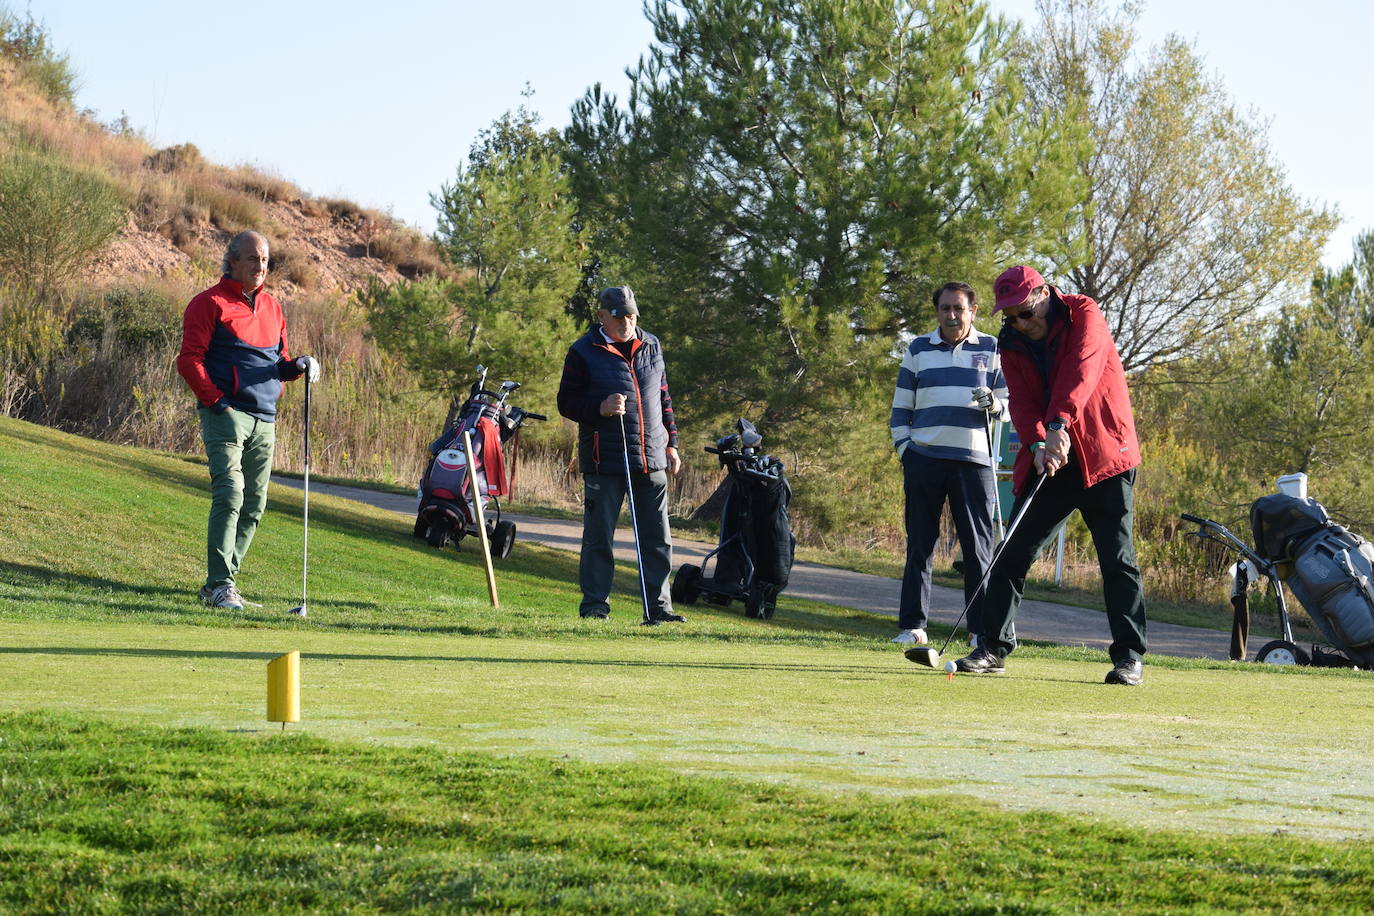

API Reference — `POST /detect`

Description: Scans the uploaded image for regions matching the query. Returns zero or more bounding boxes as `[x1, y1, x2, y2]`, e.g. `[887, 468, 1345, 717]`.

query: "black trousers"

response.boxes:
[899, 450, 996, 632]
[978, 461, 1148, 665]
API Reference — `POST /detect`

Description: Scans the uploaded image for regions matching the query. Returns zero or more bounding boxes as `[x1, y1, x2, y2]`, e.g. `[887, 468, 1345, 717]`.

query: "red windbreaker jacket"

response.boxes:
[998, 290, 1140, 497]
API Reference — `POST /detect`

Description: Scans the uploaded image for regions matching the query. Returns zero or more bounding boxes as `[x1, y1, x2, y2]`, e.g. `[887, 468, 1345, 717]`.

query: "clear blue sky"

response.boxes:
[29, 0, 1371, 267]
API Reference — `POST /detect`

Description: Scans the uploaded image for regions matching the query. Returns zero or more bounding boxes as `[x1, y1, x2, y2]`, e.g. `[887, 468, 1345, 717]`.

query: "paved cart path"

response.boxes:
[275, 477, 1234, 660]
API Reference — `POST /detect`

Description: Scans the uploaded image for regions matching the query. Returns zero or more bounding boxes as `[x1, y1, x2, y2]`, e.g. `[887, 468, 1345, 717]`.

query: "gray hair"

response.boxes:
[222, 231, 269, 275]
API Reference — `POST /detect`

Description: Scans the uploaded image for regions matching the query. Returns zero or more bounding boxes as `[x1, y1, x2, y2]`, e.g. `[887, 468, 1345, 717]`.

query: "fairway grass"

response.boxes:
[5, 618, 1374, 842]
[5, 417, 1374, 911]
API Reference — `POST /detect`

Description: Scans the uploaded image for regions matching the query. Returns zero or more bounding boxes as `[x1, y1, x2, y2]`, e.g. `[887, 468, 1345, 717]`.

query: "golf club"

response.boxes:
[289, 375, 310, 617]
[985, 411, 1004, 539]
[905, 471, 1048, 668]
[463, 428, 500, 608]
[619, 408, 655, 626]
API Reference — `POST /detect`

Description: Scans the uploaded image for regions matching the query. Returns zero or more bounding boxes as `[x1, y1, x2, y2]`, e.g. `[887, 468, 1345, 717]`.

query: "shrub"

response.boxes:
[144, 143, 203, 173]
[184, 183, 265, 235]
[68, 285, 181, 352]
[0, 145, 127, 292]
[321, 197, 366, 224]
[269, 242, 319, 290]
[229, 165, 298, 203]
[0, 7, 77, 106]
[370, 227, 444, 277]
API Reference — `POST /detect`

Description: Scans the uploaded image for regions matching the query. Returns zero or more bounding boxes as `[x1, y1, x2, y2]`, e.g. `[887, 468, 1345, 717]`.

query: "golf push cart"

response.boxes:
[414, 365, 545, 558]
[1181, 493, 1374, 669]
[671, 419, 795, 619]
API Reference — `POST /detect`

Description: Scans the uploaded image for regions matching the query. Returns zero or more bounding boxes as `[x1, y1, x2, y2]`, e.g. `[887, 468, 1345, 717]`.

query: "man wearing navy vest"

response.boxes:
[557, 286, 684, 622]
[176, 231, 319, 611]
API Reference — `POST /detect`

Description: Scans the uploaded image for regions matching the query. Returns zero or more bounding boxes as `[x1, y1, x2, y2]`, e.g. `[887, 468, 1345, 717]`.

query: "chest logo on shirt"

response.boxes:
[971, 354, 989, 371]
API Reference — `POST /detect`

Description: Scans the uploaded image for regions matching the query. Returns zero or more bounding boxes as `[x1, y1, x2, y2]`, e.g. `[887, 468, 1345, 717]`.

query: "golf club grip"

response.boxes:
[1180, 513, 1207, 525]
[524, 412, 548, 422]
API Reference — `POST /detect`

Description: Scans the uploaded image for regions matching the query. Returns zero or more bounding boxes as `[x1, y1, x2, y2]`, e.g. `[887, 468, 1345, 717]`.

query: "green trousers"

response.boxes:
[199, 407, 276, 589]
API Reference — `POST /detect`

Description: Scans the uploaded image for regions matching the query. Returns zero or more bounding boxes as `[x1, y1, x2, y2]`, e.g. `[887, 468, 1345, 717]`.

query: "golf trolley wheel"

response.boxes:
[671, 564, 702, 605]
[745, 583, 779, 620]
[425, 524, 447, 548]
[491, 519, 517, 560]
[1254, 639, 1311, 666]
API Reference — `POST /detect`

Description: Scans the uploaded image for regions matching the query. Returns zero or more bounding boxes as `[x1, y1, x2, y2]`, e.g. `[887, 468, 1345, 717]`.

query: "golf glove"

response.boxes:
[972, 386, 995, 413]
[296, 356, 321, 383]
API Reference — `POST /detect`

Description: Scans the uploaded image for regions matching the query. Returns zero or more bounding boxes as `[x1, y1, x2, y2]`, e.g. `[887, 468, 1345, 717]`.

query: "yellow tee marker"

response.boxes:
[267, 650, 300, 729]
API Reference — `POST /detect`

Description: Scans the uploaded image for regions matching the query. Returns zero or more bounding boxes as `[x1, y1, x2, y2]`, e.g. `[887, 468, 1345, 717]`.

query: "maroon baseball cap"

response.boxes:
[993, 265, 1045, 313]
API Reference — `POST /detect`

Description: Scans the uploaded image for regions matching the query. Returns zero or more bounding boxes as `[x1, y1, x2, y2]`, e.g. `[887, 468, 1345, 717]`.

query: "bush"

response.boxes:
[0, 145, 127, 292]
[0, 7, 77, 106]
[269, 242, 319, 290]
[229, 165, 298, 204]
[144, 143, 203, 173]
[68, 285, 181, 352]
[369, 227, 444, 277]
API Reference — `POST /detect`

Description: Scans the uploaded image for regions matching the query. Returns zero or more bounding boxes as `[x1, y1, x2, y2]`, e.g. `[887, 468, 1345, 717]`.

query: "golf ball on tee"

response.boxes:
[944, 660, 958, 674]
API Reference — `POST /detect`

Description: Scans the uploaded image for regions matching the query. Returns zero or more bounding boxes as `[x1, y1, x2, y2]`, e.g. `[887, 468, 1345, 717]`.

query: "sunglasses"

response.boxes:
[1002, 307, 1035, 326]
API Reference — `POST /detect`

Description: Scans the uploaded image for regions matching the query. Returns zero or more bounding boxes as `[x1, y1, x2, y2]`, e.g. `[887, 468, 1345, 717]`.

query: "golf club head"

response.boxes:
[289, 604, 307, 618]
[904, 645, 940, 668]
[501, 380, 520, 392]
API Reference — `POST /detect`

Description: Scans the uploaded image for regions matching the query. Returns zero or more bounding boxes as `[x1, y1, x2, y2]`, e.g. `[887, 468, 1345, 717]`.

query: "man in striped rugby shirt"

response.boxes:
[889, 281, 1007, 647]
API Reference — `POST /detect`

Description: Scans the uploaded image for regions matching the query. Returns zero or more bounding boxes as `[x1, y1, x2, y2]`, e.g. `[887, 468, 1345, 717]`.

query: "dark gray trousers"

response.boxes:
[579, 471, 674, 616]
[899, 449, 997, 632]
[979, 464, 1148, 665]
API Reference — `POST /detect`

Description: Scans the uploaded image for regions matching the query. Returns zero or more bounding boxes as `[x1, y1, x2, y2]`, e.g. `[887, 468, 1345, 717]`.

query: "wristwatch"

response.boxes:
[1046, 417, 1068, 433]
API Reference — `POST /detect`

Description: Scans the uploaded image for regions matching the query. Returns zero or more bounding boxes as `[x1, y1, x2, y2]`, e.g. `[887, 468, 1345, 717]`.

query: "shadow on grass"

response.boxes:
[0, 645, 907, 676]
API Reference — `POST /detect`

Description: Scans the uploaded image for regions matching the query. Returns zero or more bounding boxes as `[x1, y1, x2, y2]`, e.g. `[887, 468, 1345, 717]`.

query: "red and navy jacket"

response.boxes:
[997, 288, 1141, 497]
[557, 324, 678, 474]
[176, 276, 303, 421]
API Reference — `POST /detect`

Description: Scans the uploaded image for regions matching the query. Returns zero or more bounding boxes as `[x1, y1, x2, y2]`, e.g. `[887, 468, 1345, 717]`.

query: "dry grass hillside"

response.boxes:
[0, 55, 443, 297]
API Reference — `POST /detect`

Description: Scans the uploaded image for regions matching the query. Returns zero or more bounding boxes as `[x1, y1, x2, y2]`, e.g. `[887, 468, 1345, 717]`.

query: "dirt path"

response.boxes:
[275, 477, 1234, 660]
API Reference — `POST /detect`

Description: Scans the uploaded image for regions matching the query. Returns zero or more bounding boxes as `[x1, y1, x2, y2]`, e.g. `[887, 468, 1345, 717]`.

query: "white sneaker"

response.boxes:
[200, 583, 243, 610]
[891, 628, 928, 645]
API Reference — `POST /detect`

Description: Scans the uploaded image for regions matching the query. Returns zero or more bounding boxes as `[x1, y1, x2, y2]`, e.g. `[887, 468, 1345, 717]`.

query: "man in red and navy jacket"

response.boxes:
[176, 231, 319, 611]
[557, 286, 683, 623]
[953, 265, 1148, 685]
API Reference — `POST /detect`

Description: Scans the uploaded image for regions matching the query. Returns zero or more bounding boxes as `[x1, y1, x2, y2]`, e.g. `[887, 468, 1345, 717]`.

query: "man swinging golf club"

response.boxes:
[952, 266, 1148, 685]
[556, 286, 684, 623]
[176, 231, 320, 611]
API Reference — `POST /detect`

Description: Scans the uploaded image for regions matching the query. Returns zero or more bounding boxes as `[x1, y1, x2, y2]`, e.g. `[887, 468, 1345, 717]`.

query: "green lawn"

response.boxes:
[3, 416, 1373, 912]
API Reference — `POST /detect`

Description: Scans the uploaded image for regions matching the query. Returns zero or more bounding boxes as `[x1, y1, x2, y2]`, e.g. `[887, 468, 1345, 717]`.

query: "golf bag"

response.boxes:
[414, 366, 545, 558]
[1250, 494, 1374, 668]
[671, 419, 795, 619]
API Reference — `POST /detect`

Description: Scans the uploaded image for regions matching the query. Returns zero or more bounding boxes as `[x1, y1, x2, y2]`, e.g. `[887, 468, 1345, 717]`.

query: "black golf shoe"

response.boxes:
[954, 646, 1005, 674]
[1104, 658, 1143, 686]
[579, 607, 610, 620]
[650, 610, 686, 623]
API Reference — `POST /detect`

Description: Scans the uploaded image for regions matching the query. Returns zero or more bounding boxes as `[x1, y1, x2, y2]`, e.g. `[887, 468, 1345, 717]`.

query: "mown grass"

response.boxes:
[4, 417, 1374, 911]
[5, 710, 1374, 914]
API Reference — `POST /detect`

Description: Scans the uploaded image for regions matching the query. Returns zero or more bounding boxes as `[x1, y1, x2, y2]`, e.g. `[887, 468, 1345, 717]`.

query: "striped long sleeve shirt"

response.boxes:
[889, 328, 1008, 466]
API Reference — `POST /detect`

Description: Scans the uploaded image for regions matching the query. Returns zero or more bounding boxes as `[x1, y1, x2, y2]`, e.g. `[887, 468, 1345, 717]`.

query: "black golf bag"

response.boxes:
[671, 419, 795, 619]
[1250, 494, 1374, 668]
[414, 366, 545, 558]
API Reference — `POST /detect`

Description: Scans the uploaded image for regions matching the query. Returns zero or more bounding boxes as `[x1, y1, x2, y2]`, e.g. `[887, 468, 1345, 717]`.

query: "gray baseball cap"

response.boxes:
[598, 286, 639, 317]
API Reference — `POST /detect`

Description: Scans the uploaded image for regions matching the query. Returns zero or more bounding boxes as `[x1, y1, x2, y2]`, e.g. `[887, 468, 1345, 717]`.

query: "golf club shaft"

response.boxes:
[985, 412, 1004, 537]
[619, 410, 653, 624]
[301, 376, 310, 607]
[937, 471, 1047, 655]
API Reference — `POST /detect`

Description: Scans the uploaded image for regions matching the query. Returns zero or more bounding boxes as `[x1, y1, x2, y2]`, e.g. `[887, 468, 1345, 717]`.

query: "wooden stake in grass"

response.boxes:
[463, 429, 499, 608]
